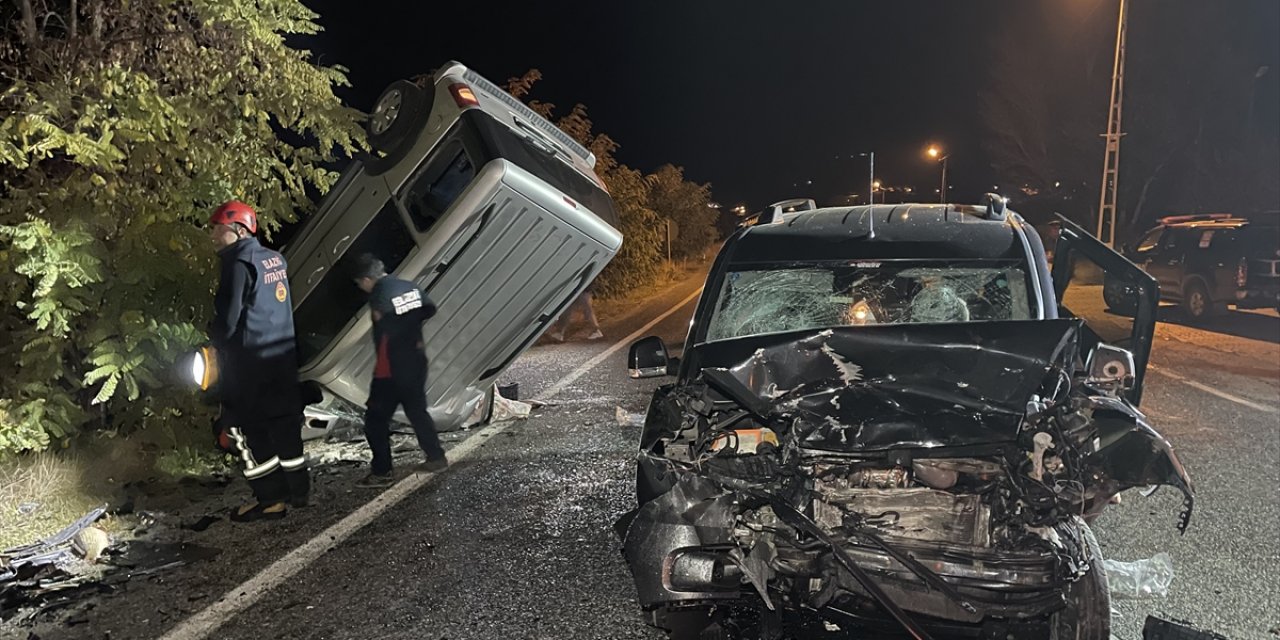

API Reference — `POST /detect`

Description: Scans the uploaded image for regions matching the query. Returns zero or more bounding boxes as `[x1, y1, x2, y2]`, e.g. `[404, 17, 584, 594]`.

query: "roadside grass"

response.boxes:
[0, 450, 116, 551]
[0, 425, 231, 550]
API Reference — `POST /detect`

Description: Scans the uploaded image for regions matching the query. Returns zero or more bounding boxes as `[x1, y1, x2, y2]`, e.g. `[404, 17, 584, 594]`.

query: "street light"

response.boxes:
[925, 145, 949, 204]
[872, 180, 882, 205]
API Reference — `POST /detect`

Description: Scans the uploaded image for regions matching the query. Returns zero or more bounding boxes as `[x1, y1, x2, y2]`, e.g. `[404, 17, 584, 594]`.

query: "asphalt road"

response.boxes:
[9, 271, 1279, 640]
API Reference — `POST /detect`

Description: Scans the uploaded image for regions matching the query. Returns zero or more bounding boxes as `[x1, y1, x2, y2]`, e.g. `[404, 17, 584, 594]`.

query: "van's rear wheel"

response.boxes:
[367, 80, 428, 157]
[1051, 519, 1111, 640]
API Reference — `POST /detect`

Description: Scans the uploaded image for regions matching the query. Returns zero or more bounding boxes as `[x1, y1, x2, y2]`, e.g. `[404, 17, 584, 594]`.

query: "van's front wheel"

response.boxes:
[367, 80, 428, 156]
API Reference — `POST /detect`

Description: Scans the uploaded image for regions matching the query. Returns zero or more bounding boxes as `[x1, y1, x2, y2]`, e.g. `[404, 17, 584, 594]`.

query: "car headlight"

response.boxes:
[187, 345, 219, 391]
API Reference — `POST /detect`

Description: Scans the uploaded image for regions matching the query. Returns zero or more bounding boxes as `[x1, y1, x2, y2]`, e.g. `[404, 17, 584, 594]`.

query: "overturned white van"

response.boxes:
[285, 61, 622, 431]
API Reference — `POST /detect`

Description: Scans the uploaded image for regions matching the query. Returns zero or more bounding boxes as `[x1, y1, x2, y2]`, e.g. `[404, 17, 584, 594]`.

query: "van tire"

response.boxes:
[366, 80, 429, 160]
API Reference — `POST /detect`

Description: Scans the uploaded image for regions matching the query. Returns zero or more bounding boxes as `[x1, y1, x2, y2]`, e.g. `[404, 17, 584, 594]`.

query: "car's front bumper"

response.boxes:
[617, 467, 1071, 624]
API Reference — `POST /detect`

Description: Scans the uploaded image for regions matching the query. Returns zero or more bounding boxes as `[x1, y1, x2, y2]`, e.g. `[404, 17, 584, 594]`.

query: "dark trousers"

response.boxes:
[364, 376, 445, 475]
[228, 414, 309, 504]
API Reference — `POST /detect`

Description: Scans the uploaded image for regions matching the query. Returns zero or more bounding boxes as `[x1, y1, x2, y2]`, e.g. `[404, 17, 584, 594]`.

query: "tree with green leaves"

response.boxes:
[644, 164, 718, 260]
[0, 0, 364, 453]
[506, 70, 668, 297]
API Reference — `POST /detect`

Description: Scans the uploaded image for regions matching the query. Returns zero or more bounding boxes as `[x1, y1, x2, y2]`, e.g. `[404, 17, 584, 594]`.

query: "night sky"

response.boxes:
[301, 0, 1279, 214]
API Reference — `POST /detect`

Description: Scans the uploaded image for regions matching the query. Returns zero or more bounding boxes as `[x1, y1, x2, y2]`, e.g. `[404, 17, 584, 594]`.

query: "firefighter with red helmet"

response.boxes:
[208, 200, 309, 521]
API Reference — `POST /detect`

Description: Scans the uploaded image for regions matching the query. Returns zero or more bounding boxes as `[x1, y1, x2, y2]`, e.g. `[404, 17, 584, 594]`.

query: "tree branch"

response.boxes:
[70, 0, 78, 39]
[13, 0, 38, 44]
[91, 0, 102, 41]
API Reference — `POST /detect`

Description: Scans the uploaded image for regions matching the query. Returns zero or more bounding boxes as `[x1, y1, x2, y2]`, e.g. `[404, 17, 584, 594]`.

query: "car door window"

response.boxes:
[1052, 216, 1157, 405]
[401, 139, 475, 233]
[294, 201, 417, 364]
[1135, 228, 1164, 253]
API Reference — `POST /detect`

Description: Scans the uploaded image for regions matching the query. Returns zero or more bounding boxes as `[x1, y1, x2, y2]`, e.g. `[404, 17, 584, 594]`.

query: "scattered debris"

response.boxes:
[491, 391, 534, 422]
[16, 503, 40, 517]
[1104, 552, 1175, 600]
[135, 511, 159, 529]
[1, 505, 111, 621]
[71, 528, 110, 564]
[615, 406, 646, 427]
[112, 541, 221, 576]
[1143, 615, 1229, 639]
[181, 515, 222, 533]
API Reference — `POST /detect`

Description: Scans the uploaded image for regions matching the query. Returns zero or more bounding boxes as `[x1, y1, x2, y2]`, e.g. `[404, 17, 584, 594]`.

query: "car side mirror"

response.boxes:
[628, 336, 672, 378]
[1086, 344, 1136, 396]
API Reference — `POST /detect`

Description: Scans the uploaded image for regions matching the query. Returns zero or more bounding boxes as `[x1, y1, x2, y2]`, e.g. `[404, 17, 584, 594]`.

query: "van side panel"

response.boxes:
[303, 160, 621, 429]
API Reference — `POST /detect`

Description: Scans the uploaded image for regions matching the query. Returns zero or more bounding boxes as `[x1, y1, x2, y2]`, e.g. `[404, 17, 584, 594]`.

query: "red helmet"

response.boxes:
[209, 200, 258, 235]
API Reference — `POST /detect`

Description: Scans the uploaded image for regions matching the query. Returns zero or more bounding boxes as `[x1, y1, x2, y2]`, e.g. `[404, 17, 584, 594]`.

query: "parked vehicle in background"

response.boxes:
[1105, 214, 1280, 319]
[284, 61, 623, 431]
[617, 199, 1192, 639]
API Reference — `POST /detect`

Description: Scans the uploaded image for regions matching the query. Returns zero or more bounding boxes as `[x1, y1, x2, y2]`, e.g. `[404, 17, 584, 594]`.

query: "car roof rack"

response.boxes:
[982, 193, 1009, 220]
[1158, 213, 1242, 225]
[758, 198, 817, 225]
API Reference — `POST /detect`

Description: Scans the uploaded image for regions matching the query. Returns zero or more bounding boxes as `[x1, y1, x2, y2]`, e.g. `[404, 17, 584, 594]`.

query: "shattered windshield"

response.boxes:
[705, 261, 1034, 342]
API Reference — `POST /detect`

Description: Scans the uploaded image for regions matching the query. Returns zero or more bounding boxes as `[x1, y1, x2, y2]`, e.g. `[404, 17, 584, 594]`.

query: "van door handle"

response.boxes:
[306, 266, 325, 285]
[332, 235, 352, 256]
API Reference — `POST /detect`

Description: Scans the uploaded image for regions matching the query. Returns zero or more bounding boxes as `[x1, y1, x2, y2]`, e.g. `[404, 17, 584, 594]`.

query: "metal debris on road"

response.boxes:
[1, 505, 111, 621]
[1142, 615, 1229, 639]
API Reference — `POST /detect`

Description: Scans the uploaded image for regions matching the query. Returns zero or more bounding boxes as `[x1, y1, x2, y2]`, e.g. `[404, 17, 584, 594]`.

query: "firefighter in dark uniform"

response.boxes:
[208, 200, 309, 521]
[351, 254, 448, 487]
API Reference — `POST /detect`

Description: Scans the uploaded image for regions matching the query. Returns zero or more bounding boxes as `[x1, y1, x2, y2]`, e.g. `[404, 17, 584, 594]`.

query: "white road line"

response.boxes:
[1149, 364, 1278, 413]
[158, 287, 703, 640]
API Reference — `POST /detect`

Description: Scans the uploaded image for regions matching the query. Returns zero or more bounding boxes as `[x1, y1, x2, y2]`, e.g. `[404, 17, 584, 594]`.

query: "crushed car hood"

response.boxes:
[686, 320, 1081, 451]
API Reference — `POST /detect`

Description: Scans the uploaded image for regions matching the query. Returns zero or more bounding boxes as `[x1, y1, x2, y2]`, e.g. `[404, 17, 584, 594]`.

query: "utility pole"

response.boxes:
[926, 145, 948, 204]
[858, 152, 875, 204]
[1097, 0, 1129, 247]
[939, 156, 948, 204]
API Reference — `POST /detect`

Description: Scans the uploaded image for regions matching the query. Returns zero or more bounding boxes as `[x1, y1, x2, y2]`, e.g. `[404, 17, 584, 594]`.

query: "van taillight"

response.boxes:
[1237, 258, 1248, 287]
[449, 83, 479, 108]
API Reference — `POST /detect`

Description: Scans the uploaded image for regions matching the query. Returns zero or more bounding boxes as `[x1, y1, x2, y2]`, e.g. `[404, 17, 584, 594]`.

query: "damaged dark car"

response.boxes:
[616, 199, 1194, 640]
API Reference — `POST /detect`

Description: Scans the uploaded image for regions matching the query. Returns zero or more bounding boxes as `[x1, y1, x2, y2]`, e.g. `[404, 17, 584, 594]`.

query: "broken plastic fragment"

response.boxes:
[71, 527, 111, 564]
[490, 392, 533, 422]
[1105, 552, 1175, 600]
[615, 406, 646, 427]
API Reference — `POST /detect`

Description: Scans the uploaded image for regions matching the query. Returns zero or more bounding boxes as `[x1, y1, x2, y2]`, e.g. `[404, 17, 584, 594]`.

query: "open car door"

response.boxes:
[1050, 214, 1160, 405]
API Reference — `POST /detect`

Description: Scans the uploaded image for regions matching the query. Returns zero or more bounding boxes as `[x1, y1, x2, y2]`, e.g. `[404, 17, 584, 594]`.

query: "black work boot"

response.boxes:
[285, 469, 311, 508]
[229, 501, 287, 523]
